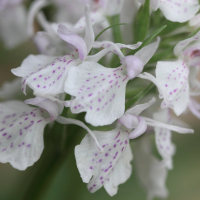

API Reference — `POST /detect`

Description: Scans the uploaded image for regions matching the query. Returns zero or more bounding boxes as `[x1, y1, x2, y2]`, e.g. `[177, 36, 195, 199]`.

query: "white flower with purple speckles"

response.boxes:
[0, 99, 58, 170]
[64, 38, 160, 126]
[74, 98, 193, 195]
[139, 0, 200, 23]
[138, 60, 190, 116]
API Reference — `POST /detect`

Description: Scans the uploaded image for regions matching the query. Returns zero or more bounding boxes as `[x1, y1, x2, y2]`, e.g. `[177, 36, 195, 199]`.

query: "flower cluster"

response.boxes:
[0, 0, 200, 199]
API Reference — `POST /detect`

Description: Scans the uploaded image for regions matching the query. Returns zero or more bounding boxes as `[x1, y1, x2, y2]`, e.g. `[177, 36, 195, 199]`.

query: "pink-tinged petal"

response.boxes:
[65, 61, 129, 126]
[56, 116, 103, 152]
[174, 31, 200, 56]
[159, 0, 199, 23]
[188, 98, 200, 119]
[118, 114, 139, 129]
[0, 101, 48, 170]
[25, 97, 62, 121]
[58, 24, 87, 61]
[12, 54, 79, 96]
[84, 4, 95, 54]
[134, 136, 168, 200]
[128, 116, 147, 139]
[75, 126, 132, 196]
[153, 109, 176, 169]
[125, 97, 156, 116]
[138, 60, 190, 116]
[121, 56, 144, 79]
[134, 37, 160, 65]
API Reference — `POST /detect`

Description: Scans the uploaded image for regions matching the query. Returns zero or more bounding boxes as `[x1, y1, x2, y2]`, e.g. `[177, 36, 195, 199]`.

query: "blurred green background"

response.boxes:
[0, 41, 200, 200]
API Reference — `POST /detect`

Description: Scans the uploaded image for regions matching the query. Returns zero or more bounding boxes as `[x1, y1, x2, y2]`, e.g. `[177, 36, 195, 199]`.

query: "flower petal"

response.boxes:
[138, 60, 190, 115]
[143, 117, 194, 133]
[84, 4, 95, 54]
[118, 114, 139, 129]
[128, 116, 147, 139]
[25, 97, 62, 121]
[188, 98, 200, 119]
[153, 109, 176, 169]
[121, 56, 144, 79]
[174, 31, 200, 57]
[12, 54, 79, 96]
[125, 97, 156, 116]
[134, 136, 168, 200]
[58, 24, 87, 61]
[89, 41, 142, 63]
[159, 0, 199, 23]
[75, 126, 132, 195]
[65, 61, 129, 126]
[0, 101, 48, 170]
[134, 37, 160, 65]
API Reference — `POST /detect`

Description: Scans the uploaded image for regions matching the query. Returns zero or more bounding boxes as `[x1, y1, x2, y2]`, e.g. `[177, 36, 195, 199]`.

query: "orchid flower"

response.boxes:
[139, 0, 199, 23]
[0, 98, 59, 170]
[64, 38, 160, 126]
[0, 95, 103, 170]
[11, 5, 95, 100]
[34, 8, 105, 56]
[138, 31, 200, 116]
[134, 136, 168, 200]
[74, 98, 193, 196]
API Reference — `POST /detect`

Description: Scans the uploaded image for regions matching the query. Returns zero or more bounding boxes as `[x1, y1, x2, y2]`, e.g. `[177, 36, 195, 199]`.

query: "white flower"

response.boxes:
[64, 38, 160, 126]
[139, 0, 199, 23]
[138, 31, 200, 116]
[0, 98, 59, 170]
[74, 98, 193, 196]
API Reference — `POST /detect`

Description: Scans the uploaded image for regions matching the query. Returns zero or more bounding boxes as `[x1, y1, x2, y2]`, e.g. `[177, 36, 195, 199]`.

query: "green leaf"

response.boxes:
[95, 22, 127, 41]
[125, 83, 155, 110]
[128, 25, 167, 56]
[134, 0, 150, 42]
[110, 15, 124, 43]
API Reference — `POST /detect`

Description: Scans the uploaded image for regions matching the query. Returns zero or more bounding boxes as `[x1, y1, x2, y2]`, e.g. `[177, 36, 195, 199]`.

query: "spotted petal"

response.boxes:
[0, 101, 48, 170]
[138, 60, 190, 115]
[75, 126, 133, 196]
[65, 61, 129, 126]
[159, 0, 199, 23]
[153, 109, 175, 169]
[12, 54, 79, 96]
[134, 136, 168, 200]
